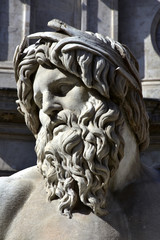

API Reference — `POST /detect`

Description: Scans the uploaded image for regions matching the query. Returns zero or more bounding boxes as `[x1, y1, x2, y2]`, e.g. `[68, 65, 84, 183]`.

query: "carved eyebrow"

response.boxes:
[49, 76, 80, 87]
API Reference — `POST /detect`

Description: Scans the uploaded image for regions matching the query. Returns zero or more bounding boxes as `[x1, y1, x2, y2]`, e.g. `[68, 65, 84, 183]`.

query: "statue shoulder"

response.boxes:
[0, 166, 42, 238]
[0, 167, 40, 213]
[0, 166, 41, 197]
[0, 165, 38, 184]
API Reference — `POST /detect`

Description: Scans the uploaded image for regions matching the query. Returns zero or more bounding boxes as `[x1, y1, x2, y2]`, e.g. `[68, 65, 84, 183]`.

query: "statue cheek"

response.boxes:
[39, 109, 51, 127]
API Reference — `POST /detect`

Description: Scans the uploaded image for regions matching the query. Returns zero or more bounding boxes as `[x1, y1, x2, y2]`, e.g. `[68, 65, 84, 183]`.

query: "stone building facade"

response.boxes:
[0, 0, 160, 175]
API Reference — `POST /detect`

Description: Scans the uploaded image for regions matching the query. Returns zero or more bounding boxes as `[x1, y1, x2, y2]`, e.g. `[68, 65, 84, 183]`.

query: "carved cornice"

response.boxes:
[144, 98, 160, 128]
[0, 88, 34, 140]
[0, 61, 14, 74]
[0, 88, 23, 123]
[144, 98, 160, 148]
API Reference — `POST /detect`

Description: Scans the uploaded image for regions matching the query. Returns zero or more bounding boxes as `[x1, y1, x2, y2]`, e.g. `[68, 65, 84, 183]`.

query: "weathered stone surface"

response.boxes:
[0, 19, 160, 239]
[1, 0, 160, 174]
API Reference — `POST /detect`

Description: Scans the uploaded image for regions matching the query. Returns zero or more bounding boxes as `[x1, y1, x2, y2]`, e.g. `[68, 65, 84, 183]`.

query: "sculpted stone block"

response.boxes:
[0, 19, 160, 239]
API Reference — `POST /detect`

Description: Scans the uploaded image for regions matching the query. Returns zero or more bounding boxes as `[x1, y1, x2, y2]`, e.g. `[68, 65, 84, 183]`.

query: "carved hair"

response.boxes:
[35, 96, 124, 217]
[13, 20, 150, 216]
[14, 25, 149, 151]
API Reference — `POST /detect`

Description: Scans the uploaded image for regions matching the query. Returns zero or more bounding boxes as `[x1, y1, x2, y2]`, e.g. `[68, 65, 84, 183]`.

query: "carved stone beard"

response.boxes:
[35, 96, 124, 218]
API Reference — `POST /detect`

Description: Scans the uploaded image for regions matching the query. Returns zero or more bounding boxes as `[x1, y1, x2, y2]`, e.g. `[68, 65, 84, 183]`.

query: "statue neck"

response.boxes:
[110, 122, 141, 191]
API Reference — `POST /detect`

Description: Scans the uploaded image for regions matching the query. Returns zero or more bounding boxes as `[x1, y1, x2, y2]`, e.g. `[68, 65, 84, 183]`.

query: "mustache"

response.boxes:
[41, 109, 78, 133]
[41, 109, 80, 156]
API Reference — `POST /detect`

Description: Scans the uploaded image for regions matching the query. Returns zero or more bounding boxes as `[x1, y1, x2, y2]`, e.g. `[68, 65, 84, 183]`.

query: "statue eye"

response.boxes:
[55, 84, 74, 96]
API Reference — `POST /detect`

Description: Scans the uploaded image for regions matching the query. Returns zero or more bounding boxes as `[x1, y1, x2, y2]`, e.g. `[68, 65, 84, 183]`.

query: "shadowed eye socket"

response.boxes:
[53, 83, 74, 97]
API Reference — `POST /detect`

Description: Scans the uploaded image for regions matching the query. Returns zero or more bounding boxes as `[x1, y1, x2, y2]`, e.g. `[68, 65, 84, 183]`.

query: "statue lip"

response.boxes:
[49, 119, 66, 131]
[46, 117, 67, 136]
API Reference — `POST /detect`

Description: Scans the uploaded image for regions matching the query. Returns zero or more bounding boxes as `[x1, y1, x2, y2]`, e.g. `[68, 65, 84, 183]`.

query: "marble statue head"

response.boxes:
[14, 19, 149, 217]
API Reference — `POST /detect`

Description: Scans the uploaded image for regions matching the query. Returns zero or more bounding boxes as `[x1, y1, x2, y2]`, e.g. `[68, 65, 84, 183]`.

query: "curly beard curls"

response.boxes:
[35, 96, 124, 218]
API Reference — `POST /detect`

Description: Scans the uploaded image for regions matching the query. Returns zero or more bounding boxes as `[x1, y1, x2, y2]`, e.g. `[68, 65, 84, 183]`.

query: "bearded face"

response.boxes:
[14, 20, 150, 219]
[35, 93, 124, 218]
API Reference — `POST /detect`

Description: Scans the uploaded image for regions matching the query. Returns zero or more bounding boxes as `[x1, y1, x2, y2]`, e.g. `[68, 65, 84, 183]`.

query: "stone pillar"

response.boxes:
[142, 7, 160, 99]
[0, 0, 36, 175]
[119, 0, 160, 99]
[81, 0, 118, 40]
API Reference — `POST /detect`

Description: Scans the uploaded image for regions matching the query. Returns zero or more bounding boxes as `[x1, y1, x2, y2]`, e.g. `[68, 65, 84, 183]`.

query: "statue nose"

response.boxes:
[42, 91, 62, 116]
[43, 103, 63, 115]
